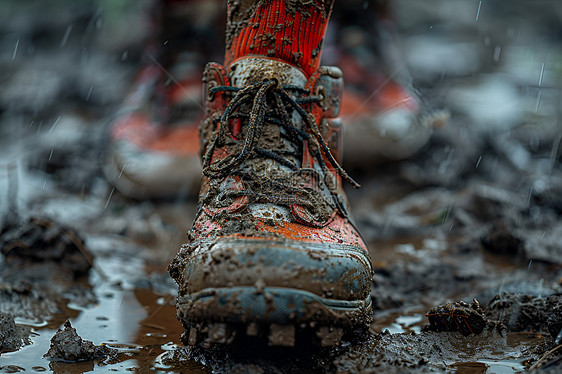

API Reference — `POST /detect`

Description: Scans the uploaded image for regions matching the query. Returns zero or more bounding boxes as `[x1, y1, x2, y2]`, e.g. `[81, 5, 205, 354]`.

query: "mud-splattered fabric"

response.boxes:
[225, 0, 335, 76]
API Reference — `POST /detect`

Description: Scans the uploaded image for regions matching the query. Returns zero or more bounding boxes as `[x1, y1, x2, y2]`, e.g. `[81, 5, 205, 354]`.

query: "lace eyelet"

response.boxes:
[206, 81, 217, 102]
[315, 85, 326, 109]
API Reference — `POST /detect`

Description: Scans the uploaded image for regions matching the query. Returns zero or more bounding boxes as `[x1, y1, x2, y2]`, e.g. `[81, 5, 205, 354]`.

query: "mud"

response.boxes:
[44, 321, 113, 362]
[332, 329, 543, 373]
[1, 215, 92, 276]
[425, 300, 496, 335]
[485, 293, 562, 337]
[0, 313, 30, 354]
[0, 214, 96, 325]
[283, 0, 333, 18]
[225, 0, 261, 49]
[548, 313, 562, 344]
[156, 328, 544, 373]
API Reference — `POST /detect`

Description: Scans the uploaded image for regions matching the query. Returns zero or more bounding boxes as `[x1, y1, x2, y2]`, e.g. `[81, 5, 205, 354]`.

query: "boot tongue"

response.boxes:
[220, 57, 332, 222]
[228, 57, 307, 88]
[225, 57, 307, 181]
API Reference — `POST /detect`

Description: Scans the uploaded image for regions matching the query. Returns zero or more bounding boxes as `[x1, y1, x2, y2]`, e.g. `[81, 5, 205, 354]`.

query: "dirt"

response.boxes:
[0, 313, 30, 354]
[332, 329, 541, 373]
[548, 315, 562, 344]
[0, 214, 96, 326]
[425, 300, 495, 335]
[485, 293, 562, 336]
[225, 0, 262, 49]
[155, 327, 542, 373]
[1, 215, 92, 276]
[283, 0, 333, 18]
[1, 0, 562, 372]
[44, 321, 113, 362]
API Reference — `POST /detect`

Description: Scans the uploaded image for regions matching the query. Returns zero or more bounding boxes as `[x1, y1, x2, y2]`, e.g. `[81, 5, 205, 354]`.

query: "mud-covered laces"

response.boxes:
[202, 79, 359, 224]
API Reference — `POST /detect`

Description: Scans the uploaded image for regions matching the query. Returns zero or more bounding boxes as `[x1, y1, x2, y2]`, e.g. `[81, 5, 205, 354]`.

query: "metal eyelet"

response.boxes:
[206, 80, 217, 102]
[315, 85, 326, 110]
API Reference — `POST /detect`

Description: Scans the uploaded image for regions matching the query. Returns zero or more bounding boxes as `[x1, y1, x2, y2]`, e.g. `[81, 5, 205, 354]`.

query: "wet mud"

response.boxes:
[486, 293, 562, 337]
[44, 321, 113, 362]
[1, 215, 92, 276]
[1, 0, 562, 372]
[425, 300, 495, 335]
[0, 313, 30, 354]
[0, 214, 96, 326]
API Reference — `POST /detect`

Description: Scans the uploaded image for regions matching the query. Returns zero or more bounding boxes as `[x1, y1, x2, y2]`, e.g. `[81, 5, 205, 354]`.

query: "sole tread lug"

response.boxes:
[205, 323, 236, 344]
[183, 320, 364, 348]
[268, 324, 295, 347]
[246, 322, 260, 336]
[316, 326, 343, 347]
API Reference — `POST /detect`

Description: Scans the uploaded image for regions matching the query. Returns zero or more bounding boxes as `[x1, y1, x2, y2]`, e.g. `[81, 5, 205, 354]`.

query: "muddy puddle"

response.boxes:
[0, 229, 557, 373]
[1, 0, 562, 372]
[0, 244, 196, 372]
[0, 282, 547, 373]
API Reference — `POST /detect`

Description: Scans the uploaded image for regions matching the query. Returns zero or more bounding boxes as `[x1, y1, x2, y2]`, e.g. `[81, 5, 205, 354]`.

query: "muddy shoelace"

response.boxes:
[202, 79, 359, 221]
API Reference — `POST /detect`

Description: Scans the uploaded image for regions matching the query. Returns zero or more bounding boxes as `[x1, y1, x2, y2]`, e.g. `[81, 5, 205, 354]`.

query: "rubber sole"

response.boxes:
[176, 286, 372, 347]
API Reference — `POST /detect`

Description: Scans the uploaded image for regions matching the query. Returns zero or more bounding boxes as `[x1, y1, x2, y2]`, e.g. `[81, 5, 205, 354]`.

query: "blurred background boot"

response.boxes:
[103, 0, 223, 199]
[323, 0, 446, 167]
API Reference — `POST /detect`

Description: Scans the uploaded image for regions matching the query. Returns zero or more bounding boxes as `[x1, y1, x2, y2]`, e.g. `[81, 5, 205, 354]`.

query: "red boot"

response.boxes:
[169, 0, 373, 347]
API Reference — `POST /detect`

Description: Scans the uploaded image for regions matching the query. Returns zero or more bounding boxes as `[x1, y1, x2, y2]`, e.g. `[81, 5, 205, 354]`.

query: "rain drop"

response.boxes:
[105, 188, 115, 209]
[61, 24, 73, 47]
[476, 1, 482, 21]
[12, 37, 19, 60]
[118, 163, 127, 178]
[86, 86, 94, 101]
[49, 116, 61, 133]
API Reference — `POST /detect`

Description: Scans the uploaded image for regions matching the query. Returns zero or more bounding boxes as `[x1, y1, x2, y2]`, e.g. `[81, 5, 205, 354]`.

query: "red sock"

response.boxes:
[225, 0, 334, 77]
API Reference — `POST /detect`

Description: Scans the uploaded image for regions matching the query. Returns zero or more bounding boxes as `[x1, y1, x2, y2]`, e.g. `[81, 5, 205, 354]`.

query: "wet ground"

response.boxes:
[1, 0, 562, 372]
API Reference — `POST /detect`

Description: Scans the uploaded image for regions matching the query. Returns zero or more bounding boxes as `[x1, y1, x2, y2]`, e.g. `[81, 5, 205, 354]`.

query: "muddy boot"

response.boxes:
[169, 0, 373, 347]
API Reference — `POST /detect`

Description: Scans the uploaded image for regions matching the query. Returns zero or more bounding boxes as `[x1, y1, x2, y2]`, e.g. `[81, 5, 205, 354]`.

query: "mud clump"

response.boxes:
[425, 300, 495, 335]
[547, 307, 562, 343]
[1, 216, 92, 276]
[44, 321, 112, 362]
[480, 221, 523, 256]
[485, 293, 562, 337]
[0, 216, 95, 322]
[0, 312, 30, 354]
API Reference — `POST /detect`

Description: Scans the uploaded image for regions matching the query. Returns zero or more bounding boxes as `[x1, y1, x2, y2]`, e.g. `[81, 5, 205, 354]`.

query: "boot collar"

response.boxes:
[228, 57, 307, 88]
